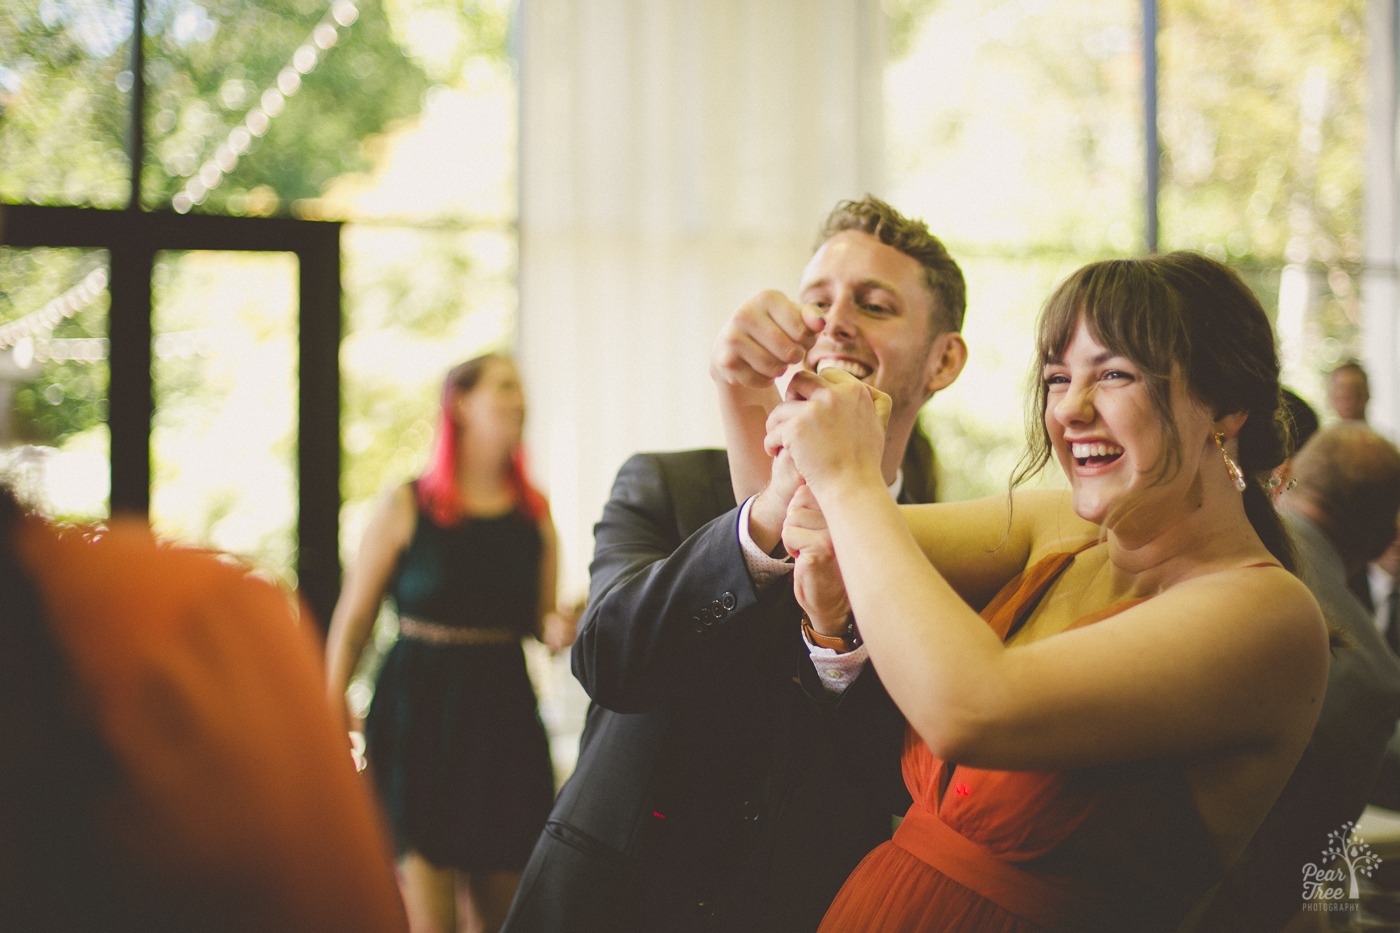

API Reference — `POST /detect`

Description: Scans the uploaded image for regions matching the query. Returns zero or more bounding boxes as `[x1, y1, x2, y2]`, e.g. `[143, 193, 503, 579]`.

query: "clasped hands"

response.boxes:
[711, 289, 891, 641]
[771, 370, 890, 641]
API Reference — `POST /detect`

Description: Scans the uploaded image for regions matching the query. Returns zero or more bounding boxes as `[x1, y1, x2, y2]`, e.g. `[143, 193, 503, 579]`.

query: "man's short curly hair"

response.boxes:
[818, 195, 966, 334]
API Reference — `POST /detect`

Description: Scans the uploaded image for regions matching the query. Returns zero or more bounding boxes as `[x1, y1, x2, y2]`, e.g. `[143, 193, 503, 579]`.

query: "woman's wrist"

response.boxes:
[807, 462, 886, 507]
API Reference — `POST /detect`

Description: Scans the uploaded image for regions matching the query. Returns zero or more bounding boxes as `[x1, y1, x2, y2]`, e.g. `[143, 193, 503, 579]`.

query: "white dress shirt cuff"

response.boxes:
[737, 494, 794, 590]
[804, 635, 869, 696]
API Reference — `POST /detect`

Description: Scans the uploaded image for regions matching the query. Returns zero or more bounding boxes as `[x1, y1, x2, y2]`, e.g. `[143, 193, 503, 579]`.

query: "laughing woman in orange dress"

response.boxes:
[745, 253, 1328, 931]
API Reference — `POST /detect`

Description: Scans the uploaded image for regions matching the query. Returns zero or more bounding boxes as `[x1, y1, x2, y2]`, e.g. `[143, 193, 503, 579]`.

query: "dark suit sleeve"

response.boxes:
[572, 452, 785, 712]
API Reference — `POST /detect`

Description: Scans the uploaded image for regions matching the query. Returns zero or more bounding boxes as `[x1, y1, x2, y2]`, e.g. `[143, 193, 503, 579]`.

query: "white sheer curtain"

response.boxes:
[517, 0, 887, 598]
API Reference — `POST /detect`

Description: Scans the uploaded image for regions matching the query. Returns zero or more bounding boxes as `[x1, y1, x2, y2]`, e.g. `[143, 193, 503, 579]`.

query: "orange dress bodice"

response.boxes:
[819, 546, 1221, 933]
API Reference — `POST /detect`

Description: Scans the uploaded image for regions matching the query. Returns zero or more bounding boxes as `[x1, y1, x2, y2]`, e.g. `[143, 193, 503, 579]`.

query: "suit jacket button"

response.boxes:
[721, 591, 736, 611]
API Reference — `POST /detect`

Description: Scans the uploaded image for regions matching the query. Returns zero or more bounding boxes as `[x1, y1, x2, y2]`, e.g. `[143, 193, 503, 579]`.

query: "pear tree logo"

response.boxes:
[1301, 820, 1382, 911]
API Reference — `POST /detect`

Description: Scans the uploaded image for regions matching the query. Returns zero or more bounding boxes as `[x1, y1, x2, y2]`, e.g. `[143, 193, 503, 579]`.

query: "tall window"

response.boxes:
[0, 1, 518, 621]
[886, 0, 1366, 499]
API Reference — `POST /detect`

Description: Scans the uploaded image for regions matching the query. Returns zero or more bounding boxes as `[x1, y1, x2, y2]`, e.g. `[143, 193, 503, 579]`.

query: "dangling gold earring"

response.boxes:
[1214, 432, 1247, 492]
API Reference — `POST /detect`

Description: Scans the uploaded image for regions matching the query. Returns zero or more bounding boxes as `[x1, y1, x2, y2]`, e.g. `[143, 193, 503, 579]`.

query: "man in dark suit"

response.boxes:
[503, 196, 968, 933]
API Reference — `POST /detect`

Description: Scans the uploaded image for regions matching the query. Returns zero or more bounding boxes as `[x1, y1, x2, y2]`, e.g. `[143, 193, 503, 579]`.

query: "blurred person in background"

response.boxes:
[1268, 387, 1320, 501]
[1363, 526, 1400, 656]
[1327, 360, 1370, 423]
[1181, 421, 1400, 931]
[0, 483, 408, 932]
[325, 353, 574, 933]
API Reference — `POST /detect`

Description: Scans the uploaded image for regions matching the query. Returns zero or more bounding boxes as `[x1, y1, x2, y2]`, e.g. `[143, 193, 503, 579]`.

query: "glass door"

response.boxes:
[150, 249, 299, 587]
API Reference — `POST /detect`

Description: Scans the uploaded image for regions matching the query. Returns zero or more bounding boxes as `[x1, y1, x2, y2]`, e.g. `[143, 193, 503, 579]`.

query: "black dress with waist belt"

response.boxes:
[364, 487, 555, 873]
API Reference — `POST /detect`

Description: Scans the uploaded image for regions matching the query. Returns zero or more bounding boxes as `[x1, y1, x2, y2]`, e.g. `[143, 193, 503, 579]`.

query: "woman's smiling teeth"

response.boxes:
[816, 358, 873, 380]
[1070, 442, 1124, 466]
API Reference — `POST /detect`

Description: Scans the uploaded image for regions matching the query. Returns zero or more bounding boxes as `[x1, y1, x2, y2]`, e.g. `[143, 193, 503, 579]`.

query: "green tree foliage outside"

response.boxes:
[1, 1, 516, 570]
[1159, 0, 1365, 375]
[2, 0, 1369, 525]
[1, 250, 109, 447]
[0, 0, 433, 213]
[884, 0, 1365, 500]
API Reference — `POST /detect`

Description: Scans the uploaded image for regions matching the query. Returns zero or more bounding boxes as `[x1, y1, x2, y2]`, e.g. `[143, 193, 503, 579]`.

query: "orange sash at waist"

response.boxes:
[892, 804, 1112, 933]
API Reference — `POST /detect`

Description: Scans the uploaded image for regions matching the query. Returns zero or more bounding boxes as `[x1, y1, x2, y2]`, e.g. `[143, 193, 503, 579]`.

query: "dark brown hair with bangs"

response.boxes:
[1012, 251, 1295, 570]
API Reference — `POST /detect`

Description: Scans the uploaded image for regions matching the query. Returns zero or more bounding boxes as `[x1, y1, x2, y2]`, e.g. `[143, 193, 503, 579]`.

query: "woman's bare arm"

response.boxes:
[324, 485, 415, 720]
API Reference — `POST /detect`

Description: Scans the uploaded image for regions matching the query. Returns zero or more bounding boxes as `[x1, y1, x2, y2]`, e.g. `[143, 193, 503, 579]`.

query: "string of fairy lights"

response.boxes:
[0, 0, 361, 363]
[172, 0, 360, 213]
[0, 265, 109, 361]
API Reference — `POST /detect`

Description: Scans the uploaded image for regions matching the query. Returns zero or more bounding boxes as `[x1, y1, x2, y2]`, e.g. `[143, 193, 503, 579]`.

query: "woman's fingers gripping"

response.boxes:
[764, 369, 886, 484]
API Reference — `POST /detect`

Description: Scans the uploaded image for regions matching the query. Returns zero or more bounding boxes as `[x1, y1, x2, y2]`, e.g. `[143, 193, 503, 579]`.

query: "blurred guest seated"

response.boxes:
[1354, 523, 1400, 656]
[1268, 387, 1320, 501]
[1180, 422, 1400, 931]
[0, 485, 408, 932]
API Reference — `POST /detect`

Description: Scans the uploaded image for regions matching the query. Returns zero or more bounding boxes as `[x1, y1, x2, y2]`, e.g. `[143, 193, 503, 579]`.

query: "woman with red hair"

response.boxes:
[326, 353, 572, 933]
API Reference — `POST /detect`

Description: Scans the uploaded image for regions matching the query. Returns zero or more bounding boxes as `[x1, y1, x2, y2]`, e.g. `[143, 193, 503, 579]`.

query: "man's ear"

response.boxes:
[924, 331, 968, 395]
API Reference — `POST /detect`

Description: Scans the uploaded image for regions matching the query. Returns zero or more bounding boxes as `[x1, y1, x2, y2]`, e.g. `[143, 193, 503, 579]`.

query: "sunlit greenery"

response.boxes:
[0, 4, 131, 207]
[1, 249, 109, 446]
[149, 250, 299, 579]
[0, 0, 516, 576]
[1159, 0, 1364, 262]
[1159, 0, 1366, 397]
[0, 0, 1374, 530]
[887, 0, 1366, 500]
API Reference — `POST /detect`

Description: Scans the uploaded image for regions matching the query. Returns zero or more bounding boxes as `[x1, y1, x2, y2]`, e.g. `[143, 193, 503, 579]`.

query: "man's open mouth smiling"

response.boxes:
[816, 358, 873, 380]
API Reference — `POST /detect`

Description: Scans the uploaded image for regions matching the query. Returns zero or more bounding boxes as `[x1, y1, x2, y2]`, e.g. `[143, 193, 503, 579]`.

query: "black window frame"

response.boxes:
[0, 0, 345, 626]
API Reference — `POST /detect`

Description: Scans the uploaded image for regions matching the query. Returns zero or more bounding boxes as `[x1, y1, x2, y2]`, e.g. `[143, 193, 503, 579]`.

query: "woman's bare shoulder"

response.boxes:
[361, 483, 418, 547]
